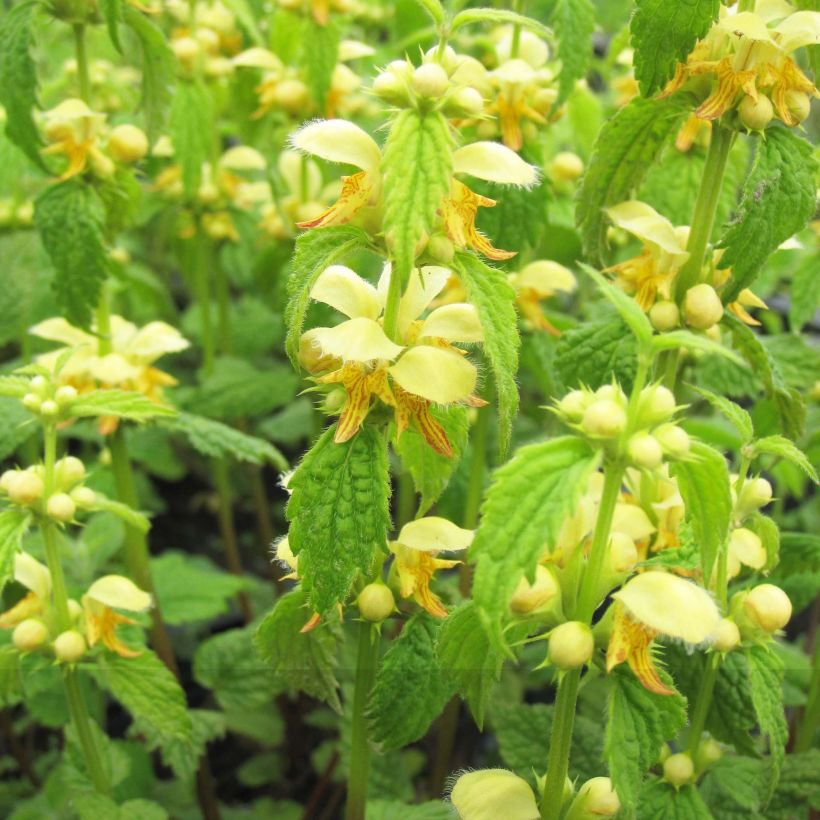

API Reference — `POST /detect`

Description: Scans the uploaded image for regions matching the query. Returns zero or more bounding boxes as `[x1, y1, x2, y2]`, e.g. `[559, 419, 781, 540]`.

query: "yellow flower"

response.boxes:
[450, 768, 539, 820]
[727, 527, 767, 579]
[390, 517, 473, 617]
[82, 575, 152, 658]
[41, 99, 110, 181]
[607, 571, 720, 695]
[0, 553, 52, 629]
[508, 260, 576, 335]
[604, 201, 690, 312]
[303, 264, 484, 454]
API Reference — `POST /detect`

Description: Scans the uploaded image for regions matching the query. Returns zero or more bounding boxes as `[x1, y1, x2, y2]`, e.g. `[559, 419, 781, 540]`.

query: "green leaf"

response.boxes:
[287, 425, 391, 613]
[101, 0, 123, 50]
[194, 626, 281, 711]
[382, 109, 453, 285]
[0, 508, 31, 596]
[436, 601, 503, 728]
[789, 255, 819, 332]
[745, 644, 787, 802]
[690, 385, 754, 443]
[94, 651, 194, 779]
[123, 7, 176, 143]
[396, 404, 470, 515]
[453, 252, 520, 454]
[301, 18, 339, 108]
[556, 317, 638, 392]
[751, 435, 818, 483]
[717, 128, 818, 302]
[69, 389, 176, 423]
[367, 614, 454, 750]
[472, 174, 549, 254]
[156, 709, 226, 785]
[0, 1, 43, 169]
[631, 0, 720, 95]
[72, 794, 168, 820]
[451, 8, 552, 40]
[670, 440, 732, 586]
[0, 375, 32, 398]
[471, 437, 599, 651]
[34, 180, 109, 329]
[92, 494, 151, 534]
[161, 412, 287, 468]
[577, 95, 689, 265]
[412, 0, 445, 25]
[639, 780, 713, 819]
[170, 80, 214, 197]
[285, 225, 370, 366]
[606, 666, 687, 809]
[150, 551, 247, 625]
[580, 263, 652, 346]
[551, 0, 595, 105]
[255, 587, 341, 711]
[0, 396, 36, 459]
[651, 329, 745, 365]
[221, 0, 264, 45]
[367, 801, 451, 820]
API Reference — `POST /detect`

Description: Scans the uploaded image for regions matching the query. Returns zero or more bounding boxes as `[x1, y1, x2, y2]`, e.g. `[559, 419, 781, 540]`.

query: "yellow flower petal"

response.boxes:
[29, 317, 93, 348]
[389, 345, 477, 404]
[605, 201, 689, 263]
[14, 552, 51, 600]
[291, 119, 381, 176]
[450, 769, 539, 820]
[232, 47, 283, 70]
[397, 516, 474, 552]
[278, 150, 323, 201]
[311, 265, 382, 320]
[312, 317, 404, 362]
[86, 575, 152, 612]
[418, 304, 484, 343]
[126, 321, 190, 362]
[611, 503, 656, 542]
[219, 146, 267, 172]
[774, 11, 820, 53]
[514, 260, 577, 296]
[452, 142, 538, 187]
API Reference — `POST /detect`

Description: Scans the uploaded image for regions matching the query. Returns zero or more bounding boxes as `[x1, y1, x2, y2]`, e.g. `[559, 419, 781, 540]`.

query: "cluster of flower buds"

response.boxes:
[167, 0, 242, 78]
[20, 374, 79, 423]
[724, 474, 773, 579]
[556, 383, 690, 468]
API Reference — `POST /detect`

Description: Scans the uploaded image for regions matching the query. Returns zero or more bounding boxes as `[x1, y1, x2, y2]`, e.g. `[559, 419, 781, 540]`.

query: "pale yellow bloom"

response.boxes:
[508, 260, 576, 335]
[450, 769, 539, 820]
[82, 575, 152, 658]
[41, 99, 111, 181]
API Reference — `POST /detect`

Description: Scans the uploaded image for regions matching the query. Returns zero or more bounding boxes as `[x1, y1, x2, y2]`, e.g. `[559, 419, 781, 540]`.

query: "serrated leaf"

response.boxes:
[552, 0, 595, 105]
[396, 404, 469, 515]
[255, 587, 341, 711]
[436, 601, 503, 728]
[285, 225, 370, 366]
[69, 389, 176, 422]
[690, 385, 754, 443]
[34, 180, 109, 329]
[631, 0, 720, 95]
[156, 709, 226, 785]
[287, 425, 391, 613]
[302, 18, 339, 109]
[123, 7, 176, 143]
[367, 614, 454, 750]
[556, 317, 638, 392]
[0, 2, 44, 169]
[170, 80, 214, 197]
[606, 666, 687, 809]
[0, 508, 31, 596]
[382, 109, 452, 285]
[472, 174, 549, 254]
[577, 95, 690, 265]
[161, 412, 287, 468]
[471, 437, 599, 651]
[751, 435, 818, 483]
[453, 252, 520, 454]
[717, 128, 817, 302]
[580, 263, 652, 345]
[745, 644, 787, 802]
[670, 440, 732, 586]
[638, 780, 713, 819]
[451, 8, 552, 40]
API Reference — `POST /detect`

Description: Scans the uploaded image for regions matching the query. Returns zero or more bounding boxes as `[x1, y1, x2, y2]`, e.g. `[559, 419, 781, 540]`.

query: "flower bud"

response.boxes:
[55, 385, 78, 404]
[684, 284, 723, 330]
[53, 629, 87, 663]
[71, 486, 97, 507]
[694, 737, 722, 771]
[68, 599, 84, 621]
[735, 476, 772, 518]
[510, 565, 560, 615]
[556, 389, 589, 423]
[39, 399, 60, 418]
[12, 619, 48, 652]
[609, 532, 638, 573]
[712, 617, 740, 652]
[663, 752, 694, 786]
[738, 94, 773, 131]
[447, 86, 484, 117]
[357, 582, 395, 622]
[548, 621, 594, 670]
[172, 36, 201, 66]
[784, 90, 810, 125]
[594, 384, 626, 403]
[565, 776, 620, 819]
[273, 79, 310, 113]
[30, 375, 49, 395]
[652, 424, 690, 458]
[549, 151, 584, 182]
[56, 455, 85, 488]
[412, 63, 449, 98]
[7, 471, 44, 506]
[637, 385, 676, 426]
[743, 584, 792, 633]
[108, 124, 149, 163]
[581, 399, 627, 439]
[427, 234, 455, 264]
[22, 392, 42, 412]
[47, 492, 76, 523]
[649, 300, 680, 332]
[373, 71, 407, 104]
[450, 769, 538, 820]
[627, 433, 663, 470]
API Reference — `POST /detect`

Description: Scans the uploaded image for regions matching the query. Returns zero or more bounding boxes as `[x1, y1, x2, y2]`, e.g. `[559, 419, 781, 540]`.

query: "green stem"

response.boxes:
[95, 291, 112, 356]
[686, 654, 719, 755]
[192, 233, 216, 376]
[72, 24, 91, 103]
[794, 636, 820, 752]
[213, 260, 232, 355]
[510, 0, 523, 59]
[346, 622, 380, 820]
[382, 263, 404, 343]
[63, 666, 110, 794]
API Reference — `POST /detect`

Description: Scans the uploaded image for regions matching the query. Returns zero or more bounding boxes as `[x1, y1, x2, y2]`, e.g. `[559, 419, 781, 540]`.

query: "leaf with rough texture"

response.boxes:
[638, 780, 713, 819]
[556, 317, 638, 391]
[789, 255, 819, 332]
[255, 588, 341, 711]
[552, 0, 595, 105]
[70, 389, 176, 423]
[34, 181, 109, 329]
[170, 80, 213, 197]
[606, 666, 687, 809]
[396, 404, 470, 515]
[454, 252, 520, 454]
[367, 801, 451, 820]
[718, 129, 817, 303]
[0, 2, 44, 169]
[472, 174, 549, 254]
[123, 7, 176, 143]
[631, 0, 720, 95]
[0, 509, 31, 596]
[577, 95, 690, 265]
[382, 109, 453, 285]
[471, 437, 599, 651]
[671, 439, 732, 585]
[751, 435, 818, 483]
[287, 425, 391, 613]
[285, 225, 370, 366]
[690, 385, 754, 443]
[367, 614, 454, 750]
